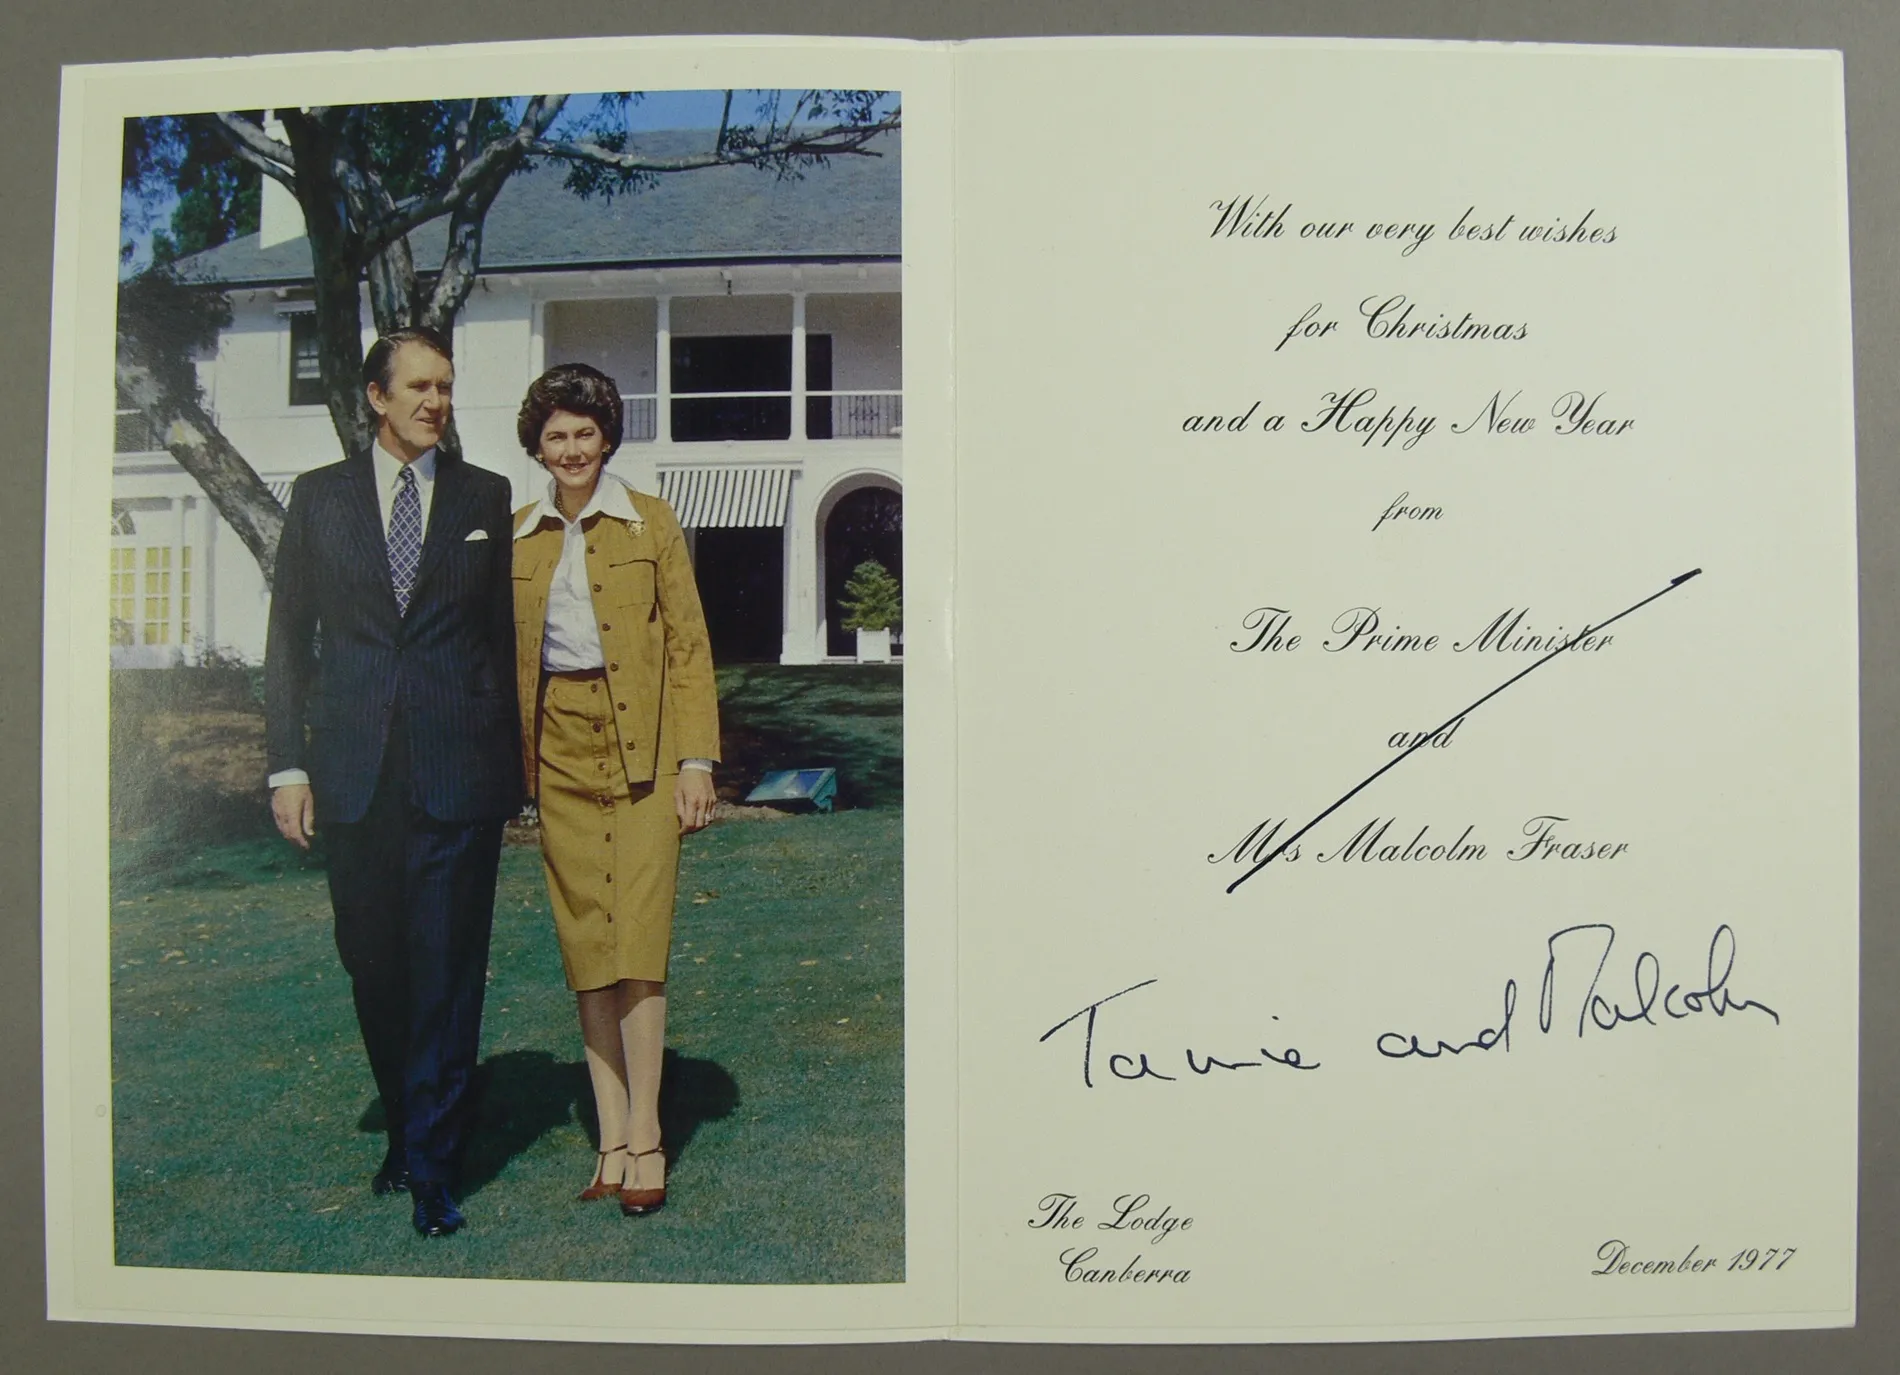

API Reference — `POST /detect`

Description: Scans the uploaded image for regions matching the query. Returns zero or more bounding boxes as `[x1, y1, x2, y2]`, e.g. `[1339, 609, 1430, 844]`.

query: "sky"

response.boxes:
[119, 88, 897, 274]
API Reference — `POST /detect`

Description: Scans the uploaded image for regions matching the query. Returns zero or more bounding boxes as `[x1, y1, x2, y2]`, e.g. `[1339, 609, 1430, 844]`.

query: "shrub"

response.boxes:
[838, 560, 902, 633]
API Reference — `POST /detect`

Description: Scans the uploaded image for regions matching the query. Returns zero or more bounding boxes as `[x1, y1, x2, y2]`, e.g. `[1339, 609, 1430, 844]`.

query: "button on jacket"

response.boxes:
[511, 475, 721, 795]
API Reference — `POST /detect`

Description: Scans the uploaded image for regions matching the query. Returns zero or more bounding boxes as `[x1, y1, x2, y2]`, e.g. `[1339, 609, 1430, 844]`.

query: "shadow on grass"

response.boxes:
[355, 1048, 740, 1197]
[657, 1049, 743, 1167]
[715, 664, 903, 810]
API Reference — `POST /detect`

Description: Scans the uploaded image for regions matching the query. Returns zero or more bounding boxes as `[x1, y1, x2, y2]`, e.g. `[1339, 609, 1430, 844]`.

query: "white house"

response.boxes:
[113, 130, 902, 668]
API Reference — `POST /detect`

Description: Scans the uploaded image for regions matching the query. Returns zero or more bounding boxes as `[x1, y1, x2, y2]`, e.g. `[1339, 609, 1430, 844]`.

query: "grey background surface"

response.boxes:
[4, 2, 1889, 1371]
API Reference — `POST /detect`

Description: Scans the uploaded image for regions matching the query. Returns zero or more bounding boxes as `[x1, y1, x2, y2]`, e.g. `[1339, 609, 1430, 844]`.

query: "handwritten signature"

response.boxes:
[1040, 924, 1778, 1085]
[1037, 978, 1319, 1088]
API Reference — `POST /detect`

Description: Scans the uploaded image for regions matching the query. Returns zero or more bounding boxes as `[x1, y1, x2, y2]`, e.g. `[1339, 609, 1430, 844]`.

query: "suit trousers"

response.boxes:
[324, 709, 504, 1185]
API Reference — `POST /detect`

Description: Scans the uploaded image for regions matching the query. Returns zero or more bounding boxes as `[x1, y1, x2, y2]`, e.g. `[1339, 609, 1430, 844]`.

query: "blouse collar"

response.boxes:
[515, 470, 643, 540]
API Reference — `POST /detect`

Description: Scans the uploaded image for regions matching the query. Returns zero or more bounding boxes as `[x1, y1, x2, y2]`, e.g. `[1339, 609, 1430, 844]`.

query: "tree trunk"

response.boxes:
[366, 237, 419, 337]
[114, 350, 285, 585]
[282, 112, 378, 459]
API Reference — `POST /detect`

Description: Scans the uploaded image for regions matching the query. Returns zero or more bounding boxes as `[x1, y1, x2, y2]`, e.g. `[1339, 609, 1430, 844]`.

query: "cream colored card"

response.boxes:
[951, 39, 1857, 1341]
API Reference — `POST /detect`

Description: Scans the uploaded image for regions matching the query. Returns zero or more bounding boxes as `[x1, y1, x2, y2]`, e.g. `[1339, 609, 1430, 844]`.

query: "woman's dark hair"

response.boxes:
[517, 363, 624, 460]
[362, 326, 453, 392]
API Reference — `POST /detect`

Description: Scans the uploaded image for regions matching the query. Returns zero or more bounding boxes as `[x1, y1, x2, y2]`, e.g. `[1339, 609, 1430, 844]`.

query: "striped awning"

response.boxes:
[659, 466, 795, 528]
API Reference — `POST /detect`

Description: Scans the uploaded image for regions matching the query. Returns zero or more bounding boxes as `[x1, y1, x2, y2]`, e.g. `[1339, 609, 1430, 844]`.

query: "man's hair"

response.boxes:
[362, 326, 454, 393]
[516, 363, 625, 460]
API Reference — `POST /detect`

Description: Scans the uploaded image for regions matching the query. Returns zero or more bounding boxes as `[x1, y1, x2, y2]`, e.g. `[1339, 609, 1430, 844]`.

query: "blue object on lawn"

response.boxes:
[744, 768, 838, 813]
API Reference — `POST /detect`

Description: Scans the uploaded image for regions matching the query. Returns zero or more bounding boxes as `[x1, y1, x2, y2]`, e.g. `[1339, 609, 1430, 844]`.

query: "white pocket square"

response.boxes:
[464, 529, 490, 542]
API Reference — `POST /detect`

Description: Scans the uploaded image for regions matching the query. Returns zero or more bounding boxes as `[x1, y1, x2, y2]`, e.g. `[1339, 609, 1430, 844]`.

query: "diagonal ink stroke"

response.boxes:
[1227, 568, 1704, 894]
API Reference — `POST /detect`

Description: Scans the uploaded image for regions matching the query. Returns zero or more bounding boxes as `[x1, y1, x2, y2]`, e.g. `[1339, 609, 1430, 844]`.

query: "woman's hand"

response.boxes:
[675, 769, 717, 835]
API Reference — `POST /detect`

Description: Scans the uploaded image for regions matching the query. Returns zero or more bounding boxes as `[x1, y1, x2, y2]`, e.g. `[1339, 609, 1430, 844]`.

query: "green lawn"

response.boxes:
[713, 664, 904, 810]
[108, 665, 904, 1283]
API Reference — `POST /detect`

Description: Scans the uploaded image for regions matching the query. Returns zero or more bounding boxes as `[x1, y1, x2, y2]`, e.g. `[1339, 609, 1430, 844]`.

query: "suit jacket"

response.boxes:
[265, 449, 523, 825]
[511, 480, 721, 797]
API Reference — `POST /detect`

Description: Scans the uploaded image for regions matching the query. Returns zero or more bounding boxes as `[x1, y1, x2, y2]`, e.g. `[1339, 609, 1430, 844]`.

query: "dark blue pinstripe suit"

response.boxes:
[266, 449, 522, 1185]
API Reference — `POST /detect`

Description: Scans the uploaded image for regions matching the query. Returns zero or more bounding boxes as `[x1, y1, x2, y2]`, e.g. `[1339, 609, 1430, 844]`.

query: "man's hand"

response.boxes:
[675, 769, 717, 835]
[272, 783, 316, 851]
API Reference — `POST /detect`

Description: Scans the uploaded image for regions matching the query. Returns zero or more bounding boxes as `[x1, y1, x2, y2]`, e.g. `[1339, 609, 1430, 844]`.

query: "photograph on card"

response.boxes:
[108, 86, 905, 1284]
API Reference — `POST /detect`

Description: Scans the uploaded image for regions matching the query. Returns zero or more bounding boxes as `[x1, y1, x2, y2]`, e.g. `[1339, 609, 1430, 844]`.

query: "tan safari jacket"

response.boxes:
[511, 480, 721, 797]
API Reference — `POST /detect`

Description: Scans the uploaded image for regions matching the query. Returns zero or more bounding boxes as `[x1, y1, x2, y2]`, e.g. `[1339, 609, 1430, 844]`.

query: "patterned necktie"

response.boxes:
[388, 465, 422, 616]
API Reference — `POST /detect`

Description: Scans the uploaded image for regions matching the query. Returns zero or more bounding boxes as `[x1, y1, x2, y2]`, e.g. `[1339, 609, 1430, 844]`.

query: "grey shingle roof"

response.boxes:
[172, 129, 899, 286]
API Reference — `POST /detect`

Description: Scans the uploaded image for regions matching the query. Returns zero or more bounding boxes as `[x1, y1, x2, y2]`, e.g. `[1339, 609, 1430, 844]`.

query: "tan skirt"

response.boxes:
[535, 670, 681, 989]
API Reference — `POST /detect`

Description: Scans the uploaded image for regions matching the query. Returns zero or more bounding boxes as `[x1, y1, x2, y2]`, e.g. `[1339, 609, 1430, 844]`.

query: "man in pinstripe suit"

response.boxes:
[266, 327, 521, 1237]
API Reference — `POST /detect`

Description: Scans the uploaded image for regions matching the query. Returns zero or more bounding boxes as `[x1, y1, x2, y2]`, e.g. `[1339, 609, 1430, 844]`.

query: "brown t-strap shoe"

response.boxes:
[579, 1144, 626, 1202]
[620, 1145, 667, 1216]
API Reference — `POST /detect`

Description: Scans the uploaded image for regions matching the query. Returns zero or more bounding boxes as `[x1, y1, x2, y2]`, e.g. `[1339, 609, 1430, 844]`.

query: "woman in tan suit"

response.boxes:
[510, 363, 721, 1216]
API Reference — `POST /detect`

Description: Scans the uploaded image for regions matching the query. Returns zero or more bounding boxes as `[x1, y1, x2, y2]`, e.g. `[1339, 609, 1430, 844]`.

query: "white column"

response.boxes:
[780, 487, 799, 663]
[528, 299, 547, 380]
[655, 296, 672, 445]
[782, 471, 820, 664]
[521, 301, 550, 503]
[174, 496, 192, 660]
[791, 291, 807, 442]
[201, 493, 218, 657]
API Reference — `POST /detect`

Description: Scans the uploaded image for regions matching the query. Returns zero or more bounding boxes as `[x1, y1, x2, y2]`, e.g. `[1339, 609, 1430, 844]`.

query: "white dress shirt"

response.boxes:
[514, 472, 713, 775]
[269, 441, 441, 792]
[515, 471, 635, 672]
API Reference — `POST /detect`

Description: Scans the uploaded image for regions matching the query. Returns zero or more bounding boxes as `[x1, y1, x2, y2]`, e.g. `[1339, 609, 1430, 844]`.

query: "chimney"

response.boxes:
[258, 113, 305, 249]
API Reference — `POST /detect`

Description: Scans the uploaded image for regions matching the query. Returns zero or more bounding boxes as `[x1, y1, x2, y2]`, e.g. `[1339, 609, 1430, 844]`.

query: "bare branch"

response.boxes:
[533, 140, 727, 174]
[211, 112, 297, 191]
[422, 164, 503, 330]
[422, 209, 485, 330]
[534, 111, 900, 176]
[115, 350, 285, 583]
[357, 93, 567, 259]
[447, 98, 477, 174]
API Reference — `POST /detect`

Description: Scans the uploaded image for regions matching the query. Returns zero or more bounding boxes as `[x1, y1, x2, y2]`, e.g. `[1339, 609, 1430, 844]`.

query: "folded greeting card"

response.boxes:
[42, 33, 1857, 1344]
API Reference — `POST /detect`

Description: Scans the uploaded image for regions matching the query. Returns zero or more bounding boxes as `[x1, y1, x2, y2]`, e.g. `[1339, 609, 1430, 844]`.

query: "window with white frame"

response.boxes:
[111, 499, 193, 651]
[109, 549, 136, 643]
[289, 312, 324, 407]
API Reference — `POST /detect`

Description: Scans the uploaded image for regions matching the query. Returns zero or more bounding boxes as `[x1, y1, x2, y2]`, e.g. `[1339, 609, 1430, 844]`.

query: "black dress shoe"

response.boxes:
[371, 1145, 410, 1196]
[411, 1182, 465, 1237]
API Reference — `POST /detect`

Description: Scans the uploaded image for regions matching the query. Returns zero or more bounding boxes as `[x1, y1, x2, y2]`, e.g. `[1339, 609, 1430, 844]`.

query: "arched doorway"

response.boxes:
[823, 483, 902, 658]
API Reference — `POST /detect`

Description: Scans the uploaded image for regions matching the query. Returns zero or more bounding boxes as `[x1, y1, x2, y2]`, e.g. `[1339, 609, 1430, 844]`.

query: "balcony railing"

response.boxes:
[615, 391, 902, 443]
[816, 390, 903, 438]
[621, 395, 658, 443]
